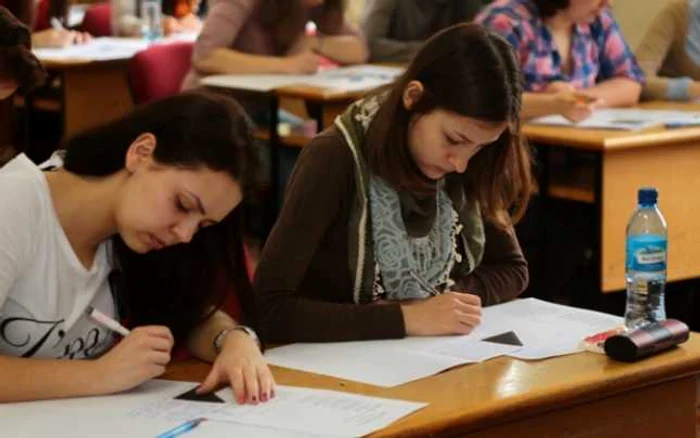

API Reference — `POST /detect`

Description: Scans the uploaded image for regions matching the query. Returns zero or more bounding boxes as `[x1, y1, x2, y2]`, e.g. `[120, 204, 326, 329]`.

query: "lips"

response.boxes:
[147, 233, 166, 250]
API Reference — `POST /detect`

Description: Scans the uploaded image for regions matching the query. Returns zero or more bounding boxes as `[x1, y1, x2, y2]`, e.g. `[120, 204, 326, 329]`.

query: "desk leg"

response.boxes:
[267, 96, 281, 234]
[583, 152, 604, 311]
[306, 102, 325, 131]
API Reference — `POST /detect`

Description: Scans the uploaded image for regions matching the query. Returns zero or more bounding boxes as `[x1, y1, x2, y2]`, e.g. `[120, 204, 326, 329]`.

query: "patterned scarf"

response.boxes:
[334, 94, 485, 303]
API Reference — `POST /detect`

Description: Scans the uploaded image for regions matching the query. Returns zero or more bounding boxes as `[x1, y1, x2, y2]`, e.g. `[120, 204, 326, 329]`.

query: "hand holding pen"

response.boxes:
[401, 274, 482, 336]
[87, 306, 175, 394]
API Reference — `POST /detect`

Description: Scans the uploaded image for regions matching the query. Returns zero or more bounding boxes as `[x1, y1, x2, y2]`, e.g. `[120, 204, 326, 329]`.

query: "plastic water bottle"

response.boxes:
[624, 187, 667, 330]
[141, 0, 163, 42]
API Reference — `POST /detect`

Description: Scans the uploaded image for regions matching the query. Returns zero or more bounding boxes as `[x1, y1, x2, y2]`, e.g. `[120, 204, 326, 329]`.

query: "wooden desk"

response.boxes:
[40, 58, 134, 140]
[523, 102, 700, 296]
[164, 334, 700, 437]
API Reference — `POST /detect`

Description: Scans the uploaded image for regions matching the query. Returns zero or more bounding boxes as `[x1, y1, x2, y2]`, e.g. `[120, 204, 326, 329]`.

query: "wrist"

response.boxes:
[213, 325, 261, 355]
[400, 304, 417, 336]
[86, 359, 113, 395]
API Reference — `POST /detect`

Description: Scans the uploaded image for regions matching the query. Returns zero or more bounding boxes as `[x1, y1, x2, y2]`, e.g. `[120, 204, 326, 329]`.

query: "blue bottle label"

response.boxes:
[626, 236, 667, 272]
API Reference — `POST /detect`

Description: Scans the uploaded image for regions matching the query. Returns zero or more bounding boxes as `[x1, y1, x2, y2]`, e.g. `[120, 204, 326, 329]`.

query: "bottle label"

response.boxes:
[626, 236, 667, 272]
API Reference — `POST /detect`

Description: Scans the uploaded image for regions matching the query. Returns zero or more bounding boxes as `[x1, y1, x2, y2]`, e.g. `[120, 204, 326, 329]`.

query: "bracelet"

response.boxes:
[213, 325, 261, 355]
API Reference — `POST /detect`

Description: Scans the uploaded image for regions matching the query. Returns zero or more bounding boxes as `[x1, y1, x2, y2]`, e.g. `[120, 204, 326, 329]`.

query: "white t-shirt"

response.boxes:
[0, 154, 116, 359]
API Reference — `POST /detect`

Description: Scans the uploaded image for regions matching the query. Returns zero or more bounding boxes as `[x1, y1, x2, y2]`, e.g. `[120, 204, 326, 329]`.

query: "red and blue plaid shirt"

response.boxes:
[476, 0, 644, 92]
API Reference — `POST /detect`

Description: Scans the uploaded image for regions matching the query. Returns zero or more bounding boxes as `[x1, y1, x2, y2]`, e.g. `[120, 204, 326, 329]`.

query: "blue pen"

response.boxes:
[155, 418, 205, 438]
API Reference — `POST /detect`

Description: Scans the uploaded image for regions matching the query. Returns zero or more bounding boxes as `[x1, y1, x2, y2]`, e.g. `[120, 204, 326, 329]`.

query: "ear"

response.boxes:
[125, 133, 157, 174]
[402, 80, 425, 111]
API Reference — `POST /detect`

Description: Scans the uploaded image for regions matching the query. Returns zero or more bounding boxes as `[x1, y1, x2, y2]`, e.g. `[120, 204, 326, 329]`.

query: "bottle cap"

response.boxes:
[638, 187, 658, 205]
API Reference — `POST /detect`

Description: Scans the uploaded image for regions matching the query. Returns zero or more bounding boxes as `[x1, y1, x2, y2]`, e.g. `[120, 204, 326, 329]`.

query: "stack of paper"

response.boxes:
[530, 108, 700, 130]
[266, 299, 623, 386]
[33, 35, 199, 63]
[201, 65, 404, 93]
[0, 380, 426, 437]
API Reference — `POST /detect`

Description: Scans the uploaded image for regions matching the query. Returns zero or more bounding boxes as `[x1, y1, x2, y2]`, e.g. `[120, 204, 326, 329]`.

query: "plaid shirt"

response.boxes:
[476, 0, 644, 92]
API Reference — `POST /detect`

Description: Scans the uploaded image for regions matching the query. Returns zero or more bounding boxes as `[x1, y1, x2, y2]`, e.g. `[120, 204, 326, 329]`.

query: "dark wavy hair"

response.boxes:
[0, 7, 47, 94]
[62, 92, 260, 344]
[531, 0, 570, 17]
[365, 23, 534, 228]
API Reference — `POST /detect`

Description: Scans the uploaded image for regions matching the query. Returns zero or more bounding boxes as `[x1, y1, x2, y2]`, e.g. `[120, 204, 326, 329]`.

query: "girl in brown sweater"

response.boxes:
[255, 23, 534, 343]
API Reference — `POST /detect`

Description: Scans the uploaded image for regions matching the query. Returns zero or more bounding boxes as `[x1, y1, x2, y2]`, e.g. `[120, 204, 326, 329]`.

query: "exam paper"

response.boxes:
[266, 299, 623, 386]
[201, 65, 404, 93]
[529, 108, 700, 130]
[34, 37, 150, 62]
[0, 379, 425, 438]
[266, 341, 470, 387]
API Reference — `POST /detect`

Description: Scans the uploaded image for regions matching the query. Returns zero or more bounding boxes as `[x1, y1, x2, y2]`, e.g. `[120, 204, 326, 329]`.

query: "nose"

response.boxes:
[171, 219, 198, 244]
[448, 155, 469, 174]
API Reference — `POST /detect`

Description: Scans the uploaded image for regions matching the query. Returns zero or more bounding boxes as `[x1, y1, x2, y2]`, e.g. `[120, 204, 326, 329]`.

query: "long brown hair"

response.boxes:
[257, 0, 345, 54]
[63, 92, 260, 344]
[365, 23, 534, 228]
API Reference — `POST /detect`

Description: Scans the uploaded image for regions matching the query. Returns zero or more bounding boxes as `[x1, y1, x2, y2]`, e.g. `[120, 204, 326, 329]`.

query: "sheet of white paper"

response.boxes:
[472, 298, 623, 359]
[0, 379, 424, 438]
[266, 341, 468, 387]
[33, 36, 199, 63]
[205, 385, 427, 437]
[267, 299, 623, 386]
[530, 108, 700, 130]
[201, 65, 404, 93]
[34, 37, 150, 62]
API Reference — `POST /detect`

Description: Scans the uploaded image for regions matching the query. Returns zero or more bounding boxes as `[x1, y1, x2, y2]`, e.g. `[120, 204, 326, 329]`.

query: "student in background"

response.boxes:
[3, 0, 91, 47]
[636, 0, 700, 101]
[163, 0, 204, 35]
[0, 6, 47, 164]
[113, 0, 203, 37]
[255, 23, 532, 343]
[476, 0, 643, 122]
[0, 86, 274, 401]
[181, 0, 368, 90]
[362, 0, 492, 63]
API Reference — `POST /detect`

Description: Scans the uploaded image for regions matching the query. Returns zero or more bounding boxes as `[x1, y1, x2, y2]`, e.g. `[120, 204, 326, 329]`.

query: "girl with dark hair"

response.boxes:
[181, 0, 368, 90]
[476, 0, 644, 122]
[362, 0, 493, 63]
[0, 92, 275, 404]
[255, 23, 533, 343]
[0, 6, 47, 163]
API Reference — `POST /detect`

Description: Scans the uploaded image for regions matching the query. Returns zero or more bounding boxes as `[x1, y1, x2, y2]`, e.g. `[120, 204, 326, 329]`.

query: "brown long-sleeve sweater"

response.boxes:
[636, 0, 700, 101]
[254, 126, 529, 344]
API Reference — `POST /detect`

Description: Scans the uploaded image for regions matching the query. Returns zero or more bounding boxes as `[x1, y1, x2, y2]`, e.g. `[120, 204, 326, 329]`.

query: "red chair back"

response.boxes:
[128, 41, 194, 104]
[81, 2, 112, 37]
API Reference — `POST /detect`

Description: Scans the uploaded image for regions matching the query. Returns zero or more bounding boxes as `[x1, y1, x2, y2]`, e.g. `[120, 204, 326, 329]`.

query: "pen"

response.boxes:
[155, 418, 206, 438]
[409, 271, 441, 297]
[86, 306, 130, 336]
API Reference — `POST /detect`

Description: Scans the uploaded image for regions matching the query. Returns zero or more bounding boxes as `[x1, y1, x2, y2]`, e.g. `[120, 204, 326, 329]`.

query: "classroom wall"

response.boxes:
[346, 0, 365, 27]
[611, 0, 671, 50]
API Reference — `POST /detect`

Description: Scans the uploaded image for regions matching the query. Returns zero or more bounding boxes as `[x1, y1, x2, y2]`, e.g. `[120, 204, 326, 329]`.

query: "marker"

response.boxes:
[86, 306, 130, 336]
[156, 418, 206, 438]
